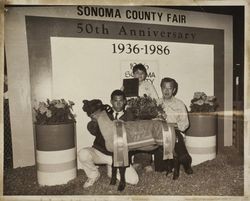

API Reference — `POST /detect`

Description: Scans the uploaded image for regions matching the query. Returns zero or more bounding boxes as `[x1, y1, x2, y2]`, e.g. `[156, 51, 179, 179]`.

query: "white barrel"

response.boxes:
[36, 148, 77, 186]
[35, 123, 77, 186]
[186, 113, 217, 166]
[185, 135, 216, 166]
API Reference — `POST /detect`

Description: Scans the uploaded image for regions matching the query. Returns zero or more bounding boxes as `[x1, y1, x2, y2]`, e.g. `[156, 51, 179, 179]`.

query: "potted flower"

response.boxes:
[186, 92, 218, 166]
[126, 95, 164, 120]
[189, 92, 218, 113]
[34, 99, 77, 186]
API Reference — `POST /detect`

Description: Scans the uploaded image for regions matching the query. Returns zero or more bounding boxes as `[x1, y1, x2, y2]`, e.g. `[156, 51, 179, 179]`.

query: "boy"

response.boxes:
[78, 90, 138, 188]
[132, 63, 158, 171]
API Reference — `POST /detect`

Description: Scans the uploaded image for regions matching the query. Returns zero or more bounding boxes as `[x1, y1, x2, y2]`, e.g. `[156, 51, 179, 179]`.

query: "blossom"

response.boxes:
[38, 102, 48, 114]
[126, 95, 163, 120]
[55, 102, 65, 108]
[190, 92, 218, 113]
[207, 96, 216, 101]
[201, 93, 207, 100]
[195, 99, 205, 105]
[208, 102, 214, 106]
[193, 92, 203, 99]
[51, 99, 59, 105]
[46, 110, 52, 118]
[68, 100, 75, 106]
[34, 99, 76, 125]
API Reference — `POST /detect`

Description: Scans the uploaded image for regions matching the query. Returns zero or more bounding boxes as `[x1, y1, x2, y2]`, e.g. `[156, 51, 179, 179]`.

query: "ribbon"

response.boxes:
[162, 121, 175, 160]
[113, 121, 129, 167]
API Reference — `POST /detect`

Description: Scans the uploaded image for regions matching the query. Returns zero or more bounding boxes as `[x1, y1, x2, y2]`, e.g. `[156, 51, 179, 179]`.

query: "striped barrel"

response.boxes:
[35, 123, 77, 186]
[186, 113, 217, 166]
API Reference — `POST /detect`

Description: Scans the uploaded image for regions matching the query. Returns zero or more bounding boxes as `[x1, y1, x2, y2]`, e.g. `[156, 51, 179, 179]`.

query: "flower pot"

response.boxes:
[35, 123, 77, 186]
[186, 113, 217, 166]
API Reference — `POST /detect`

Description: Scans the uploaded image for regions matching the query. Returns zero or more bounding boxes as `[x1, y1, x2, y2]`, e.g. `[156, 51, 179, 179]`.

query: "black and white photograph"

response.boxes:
[1, 1, 249, 200]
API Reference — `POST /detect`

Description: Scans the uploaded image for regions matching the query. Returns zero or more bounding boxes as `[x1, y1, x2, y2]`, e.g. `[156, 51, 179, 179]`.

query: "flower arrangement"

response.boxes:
[126, 95, 164, 120]
[34, 99, 76, 125]
[190, 92, 218, 113]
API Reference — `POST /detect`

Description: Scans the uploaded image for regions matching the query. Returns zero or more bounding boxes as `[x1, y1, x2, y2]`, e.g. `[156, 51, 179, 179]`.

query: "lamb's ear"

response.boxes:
[82, 100, 89, 111]
[83, 100, 89, 105]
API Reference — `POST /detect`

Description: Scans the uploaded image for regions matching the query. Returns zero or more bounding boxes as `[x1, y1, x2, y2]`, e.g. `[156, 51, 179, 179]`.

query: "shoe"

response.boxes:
[144, 165, 153, 172]
[83, 173, 100, 188]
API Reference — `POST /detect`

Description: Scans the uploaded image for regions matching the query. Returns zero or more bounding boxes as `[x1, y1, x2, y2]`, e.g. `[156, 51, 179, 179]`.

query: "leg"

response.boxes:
[118, 167, 126, 191]
[175, 131, 193, 175]
[110, 161, 117, 185]
[129, 151, 136, 164]
[107, 163, 139, 185]
[165, 159, 174, 176]
[78, 147, 101, 188]
[179, 154, 193, 174]
[78, 147, 113, 188]
[153, 147, 166, 172]
[173, 156, 180, 180]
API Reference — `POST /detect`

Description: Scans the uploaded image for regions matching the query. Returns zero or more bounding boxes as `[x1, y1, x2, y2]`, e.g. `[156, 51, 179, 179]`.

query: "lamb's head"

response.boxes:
[82, 99, 103, 117]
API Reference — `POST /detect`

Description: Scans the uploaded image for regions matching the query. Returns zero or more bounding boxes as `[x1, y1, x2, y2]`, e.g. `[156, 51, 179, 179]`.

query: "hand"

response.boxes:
[114, 119, 124, 123]
[162, 113, 167, 119]
[157, 113, 167, 120]
[103, 104, 113, 114]
[152, 117, 165, 121]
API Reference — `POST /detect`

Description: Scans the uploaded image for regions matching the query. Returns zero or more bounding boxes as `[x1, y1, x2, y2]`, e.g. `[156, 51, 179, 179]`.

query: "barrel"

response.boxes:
[186, 113, 217, 166]
[35, 123, 77, 186]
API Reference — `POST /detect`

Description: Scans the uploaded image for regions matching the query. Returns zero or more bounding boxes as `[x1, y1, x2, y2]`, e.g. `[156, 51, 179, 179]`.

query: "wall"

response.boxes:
[51, 38, 214, 150]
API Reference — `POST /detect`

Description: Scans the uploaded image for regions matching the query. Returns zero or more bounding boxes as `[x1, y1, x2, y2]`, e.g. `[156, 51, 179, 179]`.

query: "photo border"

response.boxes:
[0, 1, 249, 201]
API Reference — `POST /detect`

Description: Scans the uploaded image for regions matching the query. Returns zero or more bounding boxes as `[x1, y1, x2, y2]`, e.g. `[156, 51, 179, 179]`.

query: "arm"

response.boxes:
[176, 103, 189, 132]
[149, 82, 159, 100]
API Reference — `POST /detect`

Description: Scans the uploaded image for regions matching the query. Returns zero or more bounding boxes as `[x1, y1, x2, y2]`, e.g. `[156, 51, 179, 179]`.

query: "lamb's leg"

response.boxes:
[129, 151, 135, 164]
[118, 167, 126, 191]
[165, 159, 174, 176]
[180, 154, 193, 175]
[154, 147, 167, 172]
[175, 131, 193, 175]
[173, 156, 180, 180]
[110, 162, 117, 185]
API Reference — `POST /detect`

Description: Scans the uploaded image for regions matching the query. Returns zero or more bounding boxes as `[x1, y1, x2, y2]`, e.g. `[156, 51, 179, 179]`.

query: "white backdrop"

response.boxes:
[51, 37, 214, 151]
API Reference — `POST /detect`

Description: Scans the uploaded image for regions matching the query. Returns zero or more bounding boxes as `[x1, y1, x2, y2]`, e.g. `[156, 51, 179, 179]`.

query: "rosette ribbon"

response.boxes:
[113, 120, 129, 167]
[161, 121, 175, 160]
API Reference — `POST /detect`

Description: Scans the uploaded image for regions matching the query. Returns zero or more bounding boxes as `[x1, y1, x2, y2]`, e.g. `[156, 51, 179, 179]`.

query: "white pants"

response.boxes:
[78, 147, 139, 185]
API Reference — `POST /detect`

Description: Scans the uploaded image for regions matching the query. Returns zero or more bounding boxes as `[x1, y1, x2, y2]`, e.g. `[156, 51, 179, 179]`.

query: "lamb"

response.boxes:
[82, 99, 192, 191]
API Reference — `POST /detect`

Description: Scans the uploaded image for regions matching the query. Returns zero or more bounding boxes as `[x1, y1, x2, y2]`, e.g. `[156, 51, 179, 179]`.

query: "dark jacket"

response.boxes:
[87, 109, 135, 155]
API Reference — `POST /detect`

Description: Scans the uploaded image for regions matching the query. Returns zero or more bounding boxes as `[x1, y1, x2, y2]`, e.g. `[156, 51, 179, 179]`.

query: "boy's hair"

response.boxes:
[111, 89, 126, 100]
[132, 63, 148, 77]
[160, 77, 178, 96]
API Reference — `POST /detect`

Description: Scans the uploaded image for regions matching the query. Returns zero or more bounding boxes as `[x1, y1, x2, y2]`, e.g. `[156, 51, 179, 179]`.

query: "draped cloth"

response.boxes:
[113, 121, 129, 167]
[113, 119, 175, 167]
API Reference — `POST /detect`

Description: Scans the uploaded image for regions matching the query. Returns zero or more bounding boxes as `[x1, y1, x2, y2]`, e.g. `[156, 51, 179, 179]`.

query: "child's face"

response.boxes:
[161, 82, 175, 100]
[110, 95, 126, 112]
[133, 69, 146, 82]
